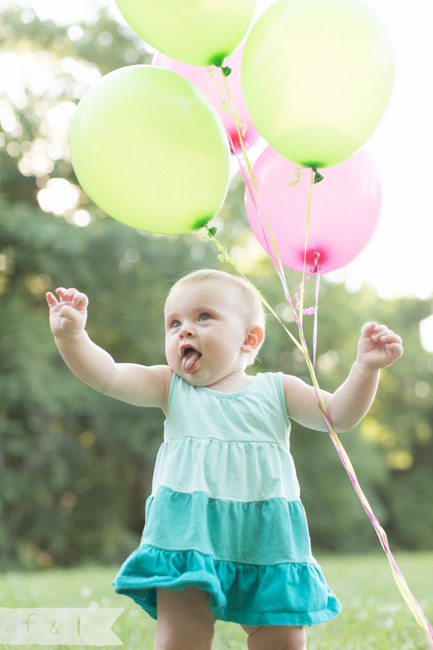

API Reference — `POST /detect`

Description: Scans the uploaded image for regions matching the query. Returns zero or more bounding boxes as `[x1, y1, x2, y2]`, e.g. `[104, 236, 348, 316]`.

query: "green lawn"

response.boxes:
[1, 553, 432, 649]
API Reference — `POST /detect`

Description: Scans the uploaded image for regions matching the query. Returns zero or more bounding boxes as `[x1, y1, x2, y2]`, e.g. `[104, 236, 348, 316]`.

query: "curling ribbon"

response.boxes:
[207, 66, 248, 143]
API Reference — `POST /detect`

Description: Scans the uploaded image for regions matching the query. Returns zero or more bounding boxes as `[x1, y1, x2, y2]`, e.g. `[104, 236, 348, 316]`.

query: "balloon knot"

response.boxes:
[220, 65, 232, 77]
[199, 225, 235, 266]
[312, 167, 324, 184]
[311, 251, 321, 273]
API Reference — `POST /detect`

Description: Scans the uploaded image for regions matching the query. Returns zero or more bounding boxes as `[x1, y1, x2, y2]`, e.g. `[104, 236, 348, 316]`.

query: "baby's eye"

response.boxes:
[170, 320, 181, 329]
[199, 313, 212, 321]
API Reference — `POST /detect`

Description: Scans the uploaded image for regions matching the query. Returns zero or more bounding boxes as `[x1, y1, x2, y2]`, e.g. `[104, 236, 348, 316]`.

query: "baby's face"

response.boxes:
[164, 280, 250, 387]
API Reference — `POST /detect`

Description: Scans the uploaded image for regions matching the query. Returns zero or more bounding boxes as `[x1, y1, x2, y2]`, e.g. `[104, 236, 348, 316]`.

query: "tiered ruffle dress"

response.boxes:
[113, 372, 341, 626]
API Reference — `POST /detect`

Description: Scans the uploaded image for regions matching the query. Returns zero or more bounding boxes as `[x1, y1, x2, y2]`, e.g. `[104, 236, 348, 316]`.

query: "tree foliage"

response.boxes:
[1, 5, 432, 569]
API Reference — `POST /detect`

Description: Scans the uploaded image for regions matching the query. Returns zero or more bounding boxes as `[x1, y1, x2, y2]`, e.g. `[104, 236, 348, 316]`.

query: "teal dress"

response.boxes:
[113, 372, 341, 626]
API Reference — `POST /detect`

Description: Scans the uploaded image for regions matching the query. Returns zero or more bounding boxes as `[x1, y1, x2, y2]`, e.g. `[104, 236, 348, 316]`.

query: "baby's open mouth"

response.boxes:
[181, 346, 202, 373]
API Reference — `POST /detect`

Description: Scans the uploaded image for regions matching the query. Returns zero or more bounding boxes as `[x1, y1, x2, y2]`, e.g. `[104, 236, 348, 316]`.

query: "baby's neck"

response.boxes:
[205, 370, 255, 393]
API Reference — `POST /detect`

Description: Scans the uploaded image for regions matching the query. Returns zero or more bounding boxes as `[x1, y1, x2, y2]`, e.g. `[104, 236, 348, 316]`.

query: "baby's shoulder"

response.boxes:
[280, 372, 314, 405]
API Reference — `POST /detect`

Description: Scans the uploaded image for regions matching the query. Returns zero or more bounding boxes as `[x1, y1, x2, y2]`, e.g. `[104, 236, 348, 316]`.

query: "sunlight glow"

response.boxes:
[38, 178, 81, 215]
[420, 315, 433, 353]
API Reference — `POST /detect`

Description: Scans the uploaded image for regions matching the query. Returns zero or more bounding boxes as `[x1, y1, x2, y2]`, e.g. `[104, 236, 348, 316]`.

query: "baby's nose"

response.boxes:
[178, 323, 194, 338]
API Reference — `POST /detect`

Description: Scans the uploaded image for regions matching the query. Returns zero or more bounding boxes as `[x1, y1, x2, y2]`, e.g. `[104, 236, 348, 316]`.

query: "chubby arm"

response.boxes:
[283, 322, 404, 433]
[46, 287, 172, 411]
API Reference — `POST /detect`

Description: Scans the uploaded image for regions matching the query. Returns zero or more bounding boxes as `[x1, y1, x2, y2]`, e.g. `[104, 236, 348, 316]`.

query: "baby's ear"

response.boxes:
[241, 326, 264, 353]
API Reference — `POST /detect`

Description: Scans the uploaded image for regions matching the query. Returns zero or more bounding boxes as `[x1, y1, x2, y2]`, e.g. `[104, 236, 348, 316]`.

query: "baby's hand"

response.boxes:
[46, 287, 89, 340]
[356, 322, 404, 372]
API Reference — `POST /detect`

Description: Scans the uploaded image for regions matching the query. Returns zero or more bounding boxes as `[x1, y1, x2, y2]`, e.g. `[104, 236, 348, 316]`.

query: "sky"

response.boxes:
[3, 0, 433, 309]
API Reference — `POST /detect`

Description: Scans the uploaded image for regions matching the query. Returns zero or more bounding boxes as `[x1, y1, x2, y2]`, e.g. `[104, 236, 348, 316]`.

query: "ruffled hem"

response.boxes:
[113, 545, 341, 626]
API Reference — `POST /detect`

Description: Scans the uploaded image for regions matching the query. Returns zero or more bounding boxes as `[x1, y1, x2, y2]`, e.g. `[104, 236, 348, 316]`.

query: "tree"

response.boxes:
[1, 4, 432, 569]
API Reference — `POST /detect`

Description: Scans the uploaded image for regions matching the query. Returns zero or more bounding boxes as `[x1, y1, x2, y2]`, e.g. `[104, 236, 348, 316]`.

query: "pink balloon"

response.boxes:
[152, 45, 261, 154]
[245, 147, 382, 273]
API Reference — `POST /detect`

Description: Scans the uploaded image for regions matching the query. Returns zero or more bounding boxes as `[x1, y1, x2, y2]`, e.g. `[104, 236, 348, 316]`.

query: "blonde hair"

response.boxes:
[168, 269, 266, 364]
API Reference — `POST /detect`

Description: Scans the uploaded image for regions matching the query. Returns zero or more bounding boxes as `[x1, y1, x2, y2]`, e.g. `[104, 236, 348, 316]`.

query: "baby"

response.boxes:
[46, 269, 403, 650]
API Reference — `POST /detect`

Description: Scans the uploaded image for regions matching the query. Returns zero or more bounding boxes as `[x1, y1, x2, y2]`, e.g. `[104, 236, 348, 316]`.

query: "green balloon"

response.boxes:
[115, 0, 257, 66]
[69, 65, 230, 234]
[242, 0, 394, 168]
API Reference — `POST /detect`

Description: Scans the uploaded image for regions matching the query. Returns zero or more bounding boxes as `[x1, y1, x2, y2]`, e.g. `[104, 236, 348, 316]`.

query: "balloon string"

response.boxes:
[313, 266, 320, 369]
[316, 393, 433, 645]
[201, 66, 433, 649]
[207, 66, 298, 329]
[198, 220, 433, 648]
[299, 168, 314, 328]
[294, 253, 321, 368]
[211, 68, 303, 330]
[197, 225, 304, 354]
[210, 66, 319, 343]
[207, 66, 248, 150]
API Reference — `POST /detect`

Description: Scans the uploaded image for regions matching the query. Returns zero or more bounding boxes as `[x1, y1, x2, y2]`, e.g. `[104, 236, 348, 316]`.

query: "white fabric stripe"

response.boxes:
[152, 436, 301, 502]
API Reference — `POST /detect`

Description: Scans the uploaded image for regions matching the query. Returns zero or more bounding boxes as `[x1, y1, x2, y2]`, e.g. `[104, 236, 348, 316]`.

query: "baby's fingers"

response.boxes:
[56, 287, 79, 301]
[388, 341, 404, 359]
[360, 322, 378, 338]
[387, 334, 403, 347]
[56, 287, 88, 310]
[46, 291, 58, 308]
[369, 323, 390, 339]
[374, 330, 402, 345]
[58, 304, 82, 321]
[56, 287, 68, 299]
[72, 292, 88, 309]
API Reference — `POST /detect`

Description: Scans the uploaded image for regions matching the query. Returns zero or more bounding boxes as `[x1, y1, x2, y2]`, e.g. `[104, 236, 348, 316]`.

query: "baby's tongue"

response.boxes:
[182, 349, 201, 373]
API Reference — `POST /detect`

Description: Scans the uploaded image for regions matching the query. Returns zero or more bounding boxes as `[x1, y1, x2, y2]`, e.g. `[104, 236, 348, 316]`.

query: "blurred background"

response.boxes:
[1, 0, 432, 572]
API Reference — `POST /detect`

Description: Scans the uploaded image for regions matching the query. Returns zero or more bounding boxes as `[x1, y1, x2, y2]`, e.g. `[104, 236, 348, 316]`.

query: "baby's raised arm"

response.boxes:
[283, 322, 404, 433]
[46, 288, 171, 411]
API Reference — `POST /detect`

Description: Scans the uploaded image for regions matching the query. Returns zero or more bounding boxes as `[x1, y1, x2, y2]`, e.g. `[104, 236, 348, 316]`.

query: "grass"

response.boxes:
[1, 553, 432, 649]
